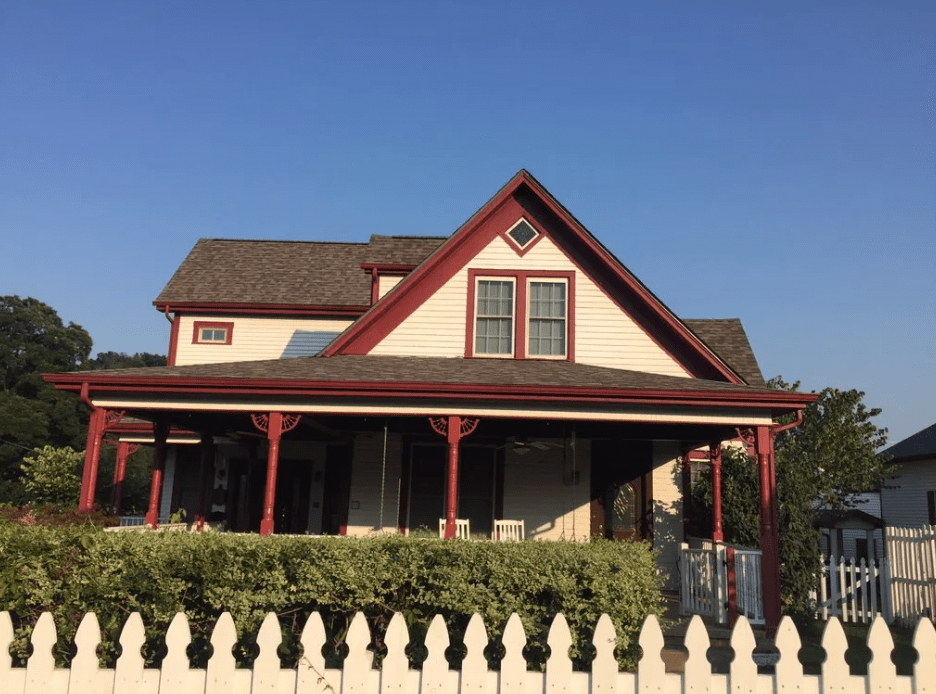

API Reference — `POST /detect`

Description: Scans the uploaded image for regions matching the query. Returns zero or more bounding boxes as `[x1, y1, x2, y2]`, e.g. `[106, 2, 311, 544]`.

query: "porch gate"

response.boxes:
[679, 540, 763, 625]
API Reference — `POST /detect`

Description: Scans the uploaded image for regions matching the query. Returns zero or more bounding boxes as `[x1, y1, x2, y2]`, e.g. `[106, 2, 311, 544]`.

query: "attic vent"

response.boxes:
[507, 219, 538, 249]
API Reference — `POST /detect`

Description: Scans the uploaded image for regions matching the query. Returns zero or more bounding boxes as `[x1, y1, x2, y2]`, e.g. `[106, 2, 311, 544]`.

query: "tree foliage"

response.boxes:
[19, 445, 83, 507]
[0, 296, 92, 491]
[688, 377, 889, 614]
[0, 296, 165, 506]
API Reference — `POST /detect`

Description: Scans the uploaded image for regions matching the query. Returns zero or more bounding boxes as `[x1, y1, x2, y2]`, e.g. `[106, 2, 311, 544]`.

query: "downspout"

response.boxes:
[772, 409, 803, 436]
[164, 305, 180, 367]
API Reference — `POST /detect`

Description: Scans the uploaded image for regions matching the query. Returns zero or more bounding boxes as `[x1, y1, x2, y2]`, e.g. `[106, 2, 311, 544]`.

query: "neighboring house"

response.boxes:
[881, 423, 936, 527]
[45, 170, 814, 633]
[815, 491, 885, 562]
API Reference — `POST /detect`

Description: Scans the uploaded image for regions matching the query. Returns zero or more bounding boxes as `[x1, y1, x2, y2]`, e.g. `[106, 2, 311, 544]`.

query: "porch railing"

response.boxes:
[679, 540, 763, 625]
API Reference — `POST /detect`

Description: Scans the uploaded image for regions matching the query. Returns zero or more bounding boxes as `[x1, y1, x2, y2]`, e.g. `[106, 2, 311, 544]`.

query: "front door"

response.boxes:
[590, 439, 652, 540]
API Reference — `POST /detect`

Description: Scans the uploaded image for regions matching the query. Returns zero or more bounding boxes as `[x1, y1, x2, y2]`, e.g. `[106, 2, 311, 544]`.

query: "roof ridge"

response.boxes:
[197, 238, 371, 246]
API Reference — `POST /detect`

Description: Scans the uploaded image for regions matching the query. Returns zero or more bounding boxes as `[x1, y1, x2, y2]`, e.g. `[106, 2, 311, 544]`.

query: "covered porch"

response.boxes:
[46, 355, 814, 634]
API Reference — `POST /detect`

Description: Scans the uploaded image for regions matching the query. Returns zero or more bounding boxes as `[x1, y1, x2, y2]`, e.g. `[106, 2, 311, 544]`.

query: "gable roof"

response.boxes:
[885, 423, 936, 462]
[324, 170, 745, 383]
[154, 235, 446, 310]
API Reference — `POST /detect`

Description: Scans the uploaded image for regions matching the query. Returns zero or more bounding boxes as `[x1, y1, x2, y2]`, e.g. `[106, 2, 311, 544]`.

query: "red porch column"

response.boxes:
[756, 425, 782, 635]
[111, 441, 139, 514]
[709, 443, 724, 543]
[251, 413, 301, 536]
[429, 416, 480, 539]
[79, 408, 106, 512]
[195, 435, 215, 530]
[144, 421, 170, 528]
[261, 413, 283, 536]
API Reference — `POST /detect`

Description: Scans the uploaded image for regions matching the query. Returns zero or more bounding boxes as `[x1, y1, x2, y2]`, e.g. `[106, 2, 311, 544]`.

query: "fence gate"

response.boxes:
[680, 540, 762, 625]
[734, 549, 765, 625]
[816, 555, 893, 623]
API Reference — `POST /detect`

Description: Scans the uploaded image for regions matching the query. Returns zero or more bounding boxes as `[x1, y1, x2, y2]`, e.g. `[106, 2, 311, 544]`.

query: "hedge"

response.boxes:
[0, 527, 663, 670]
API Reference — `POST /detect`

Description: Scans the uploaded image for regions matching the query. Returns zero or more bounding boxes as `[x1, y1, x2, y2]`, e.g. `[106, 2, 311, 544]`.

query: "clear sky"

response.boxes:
[1, 1, 933, 444]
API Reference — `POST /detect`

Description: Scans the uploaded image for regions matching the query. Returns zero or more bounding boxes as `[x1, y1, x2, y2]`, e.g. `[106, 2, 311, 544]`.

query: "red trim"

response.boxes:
[369, 267, 379, 305]
[193, 321, 234, 346]
[322, 171, 741, 383]
[465, 269, 575, 361]
[156, 302, 368, 317]
[360, 263, 417, 273]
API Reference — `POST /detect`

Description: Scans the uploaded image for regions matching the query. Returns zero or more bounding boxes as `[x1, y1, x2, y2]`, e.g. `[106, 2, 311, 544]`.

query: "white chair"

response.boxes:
[439, 518, 471, 539]
[492, 519, 525, 541]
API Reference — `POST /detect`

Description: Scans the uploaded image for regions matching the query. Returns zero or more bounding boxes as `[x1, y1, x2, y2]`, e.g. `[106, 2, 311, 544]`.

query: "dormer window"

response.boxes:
[467, 270, 573, 360]
[193, 321, 233, 345]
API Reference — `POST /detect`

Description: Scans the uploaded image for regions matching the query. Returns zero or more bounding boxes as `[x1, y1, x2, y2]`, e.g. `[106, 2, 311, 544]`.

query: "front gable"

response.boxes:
[325, 171, 743, 383]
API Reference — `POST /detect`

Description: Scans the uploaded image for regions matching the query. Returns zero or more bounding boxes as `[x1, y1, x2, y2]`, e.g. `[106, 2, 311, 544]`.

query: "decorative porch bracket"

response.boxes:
[429, 416, 480, 539]
[251, 413, 302, 536]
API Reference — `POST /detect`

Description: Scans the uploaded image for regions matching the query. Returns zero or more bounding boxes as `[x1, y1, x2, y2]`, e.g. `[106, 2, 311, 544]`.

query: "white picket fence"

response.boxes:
[886, 525, 936, 623]
[2, 609, 936, 694]
[816, 556, 893, 623]
[733, 549, 764, 625]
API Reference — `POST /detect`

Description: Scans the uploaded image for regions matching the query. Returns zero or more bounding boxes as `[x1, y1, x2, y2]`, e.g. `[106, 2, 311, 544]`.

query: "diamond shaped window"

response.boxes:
[507, 220, 538, 249]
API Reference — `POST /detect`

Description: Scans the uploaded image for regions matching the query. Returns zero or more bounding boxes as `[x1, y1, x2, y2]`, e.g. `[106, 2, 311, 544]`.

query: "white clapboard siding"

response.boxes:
[881, 458, 936, 528]
[174, 316, 353, 366]
[345, 431, 404, 535]
[377, 274, 404, 299]
[3, 609, 934, 694]
[652, 442, 684, 590]
[501, 439, 591, 541]
[370, 235, 689, 377]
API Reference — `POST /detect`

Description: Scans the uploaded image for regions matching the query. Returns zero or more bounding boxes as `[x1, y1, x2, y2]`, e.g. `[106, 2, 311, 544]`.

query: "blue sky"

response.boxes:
[1, 1, 933, 444]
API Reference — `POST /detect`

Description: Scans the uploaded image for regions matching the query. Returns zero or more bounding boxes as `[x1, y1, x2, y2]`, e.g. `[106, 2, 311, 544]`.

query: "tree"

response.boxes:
[87, 352, 167, 370]
[688, 377, 889, 614]
[19, 445, 83, 507]
[0, 296, 92, 490]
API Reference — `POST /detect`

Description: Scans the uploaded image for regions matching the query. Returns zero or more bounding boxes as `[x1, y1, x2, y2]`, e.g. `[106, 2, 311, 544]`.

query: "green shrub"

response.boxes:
[0, 528, 663, 670]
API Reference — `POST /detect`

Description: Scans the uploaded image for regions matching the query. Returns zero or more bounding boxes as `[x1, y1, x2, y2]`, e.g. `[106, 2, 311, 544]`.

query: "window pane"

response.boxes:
[528, 282, 566, 356]
[476, 280, 514, 354]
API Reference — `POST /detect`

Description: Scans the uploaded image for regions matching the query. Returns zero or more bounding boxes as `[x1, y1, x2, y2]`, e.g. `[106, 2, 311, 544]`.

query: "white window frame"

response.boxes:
[525, 277, 568, 359]
[198, 327, 229, 344]
[473, 276, 516, 358]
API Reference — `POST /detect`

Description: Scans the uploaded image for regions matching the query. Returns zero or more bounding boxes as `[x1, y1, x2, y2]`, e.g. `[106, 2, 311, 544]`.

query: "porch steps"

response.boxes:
[659, 594, 772, 673]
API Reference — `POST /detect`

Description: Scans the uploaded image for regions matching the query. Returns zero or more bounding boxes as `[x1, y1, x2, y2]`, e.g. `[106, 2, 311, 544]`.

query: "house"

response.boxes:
[880, 423, 936, 526]
[44, 170, 815, 633]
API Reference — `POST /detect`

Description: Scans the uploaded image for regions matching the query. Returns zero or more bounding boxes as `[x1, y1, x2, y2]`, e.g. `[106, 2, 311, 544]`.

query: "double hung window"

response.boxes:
[528, 281, 566, 357]
[475, 280, 515, 356]
[470, 273, 570, 359]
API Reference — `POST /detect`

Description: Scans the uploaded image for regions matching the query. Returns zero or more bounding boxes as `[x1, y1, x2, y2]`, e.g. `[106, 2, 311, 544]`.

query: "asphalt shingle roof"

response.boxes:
[78, 354, 776, 394]
[156, 235, 447, 307]
[885, 423, 936, 460]
[683, 318, 765, 386]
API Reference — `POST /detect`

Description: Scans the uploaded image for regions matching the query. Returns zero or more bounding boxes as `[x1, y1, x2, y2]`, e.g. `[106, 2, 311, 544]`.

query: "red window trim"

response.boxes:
[192, 321, 234, 345]
[465, 269, 575, 361]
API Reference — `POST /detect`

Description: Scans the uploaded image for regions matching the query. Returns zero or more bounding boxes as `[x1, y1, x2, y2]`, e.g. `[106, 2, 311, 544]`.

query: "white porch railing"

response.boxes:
[679, 540, 763, 625]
